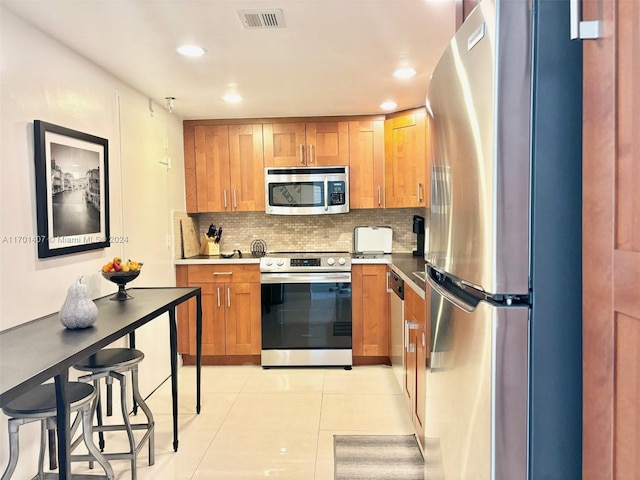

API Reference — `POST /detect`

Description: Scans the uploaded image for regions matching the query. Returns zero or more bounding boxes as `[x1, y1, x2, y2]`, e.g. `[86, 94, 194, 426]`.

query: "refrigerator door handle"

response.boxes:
[426, 269, 475, 313]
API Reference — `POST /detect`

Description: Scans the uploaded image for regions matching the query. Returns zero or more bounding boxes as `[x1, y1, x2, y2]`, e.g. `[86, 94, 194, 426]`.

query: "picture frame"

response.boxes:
[34, 120, 110, 258]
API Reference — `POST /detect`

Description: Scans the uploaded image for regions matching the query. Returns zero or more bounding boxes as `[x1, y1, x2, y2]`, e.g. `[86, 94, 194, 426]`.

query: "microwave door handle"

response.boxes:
[324, 176, 329, 211]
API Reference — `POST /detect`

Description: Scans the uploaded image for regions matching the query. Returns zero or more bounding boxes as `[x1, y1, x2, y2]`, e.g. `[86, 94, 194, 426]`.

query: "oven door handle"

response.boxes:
[260, 272, 352, 284]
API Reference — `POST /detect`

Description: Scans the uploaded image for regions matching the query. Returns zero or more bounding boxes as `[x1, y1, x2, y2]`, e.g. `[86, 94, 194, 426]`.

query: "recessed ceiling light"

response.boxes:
[177, 45, 206, 57]
[223, 93, 243, 103]
[393, 67, 417, 78]
[380, 101, 398, 111]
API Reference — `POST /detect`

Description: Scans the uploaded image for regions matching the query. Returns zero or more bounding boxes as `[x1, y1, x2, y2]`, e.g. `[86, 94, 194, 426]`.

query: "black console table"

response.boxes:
[0, 287, 202, 479]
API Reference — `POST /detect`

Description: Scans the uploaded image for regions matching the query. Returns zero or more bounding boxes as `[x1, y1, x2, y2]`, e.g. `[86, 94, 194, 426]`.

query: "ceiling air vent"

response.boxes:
[237, 9, 286, 29]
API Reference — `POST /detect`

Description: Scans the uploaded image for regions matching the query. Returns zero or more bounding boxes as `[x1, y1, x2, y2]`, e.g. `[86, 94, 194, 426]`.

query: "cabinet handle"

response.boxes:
[422, 332, 426, 347]
[299, 144, 305, 164]
[378, 186, 381, 206]
[233, 190, 237, 209]
[569, 0, 602, 39]
[223, 190, 228, 209]
[227, 287, 231, 307]
[217, 287, 221, 308]
[386, 271, 392, 293]
[308, 144, 314, 164]
[405, 320, 416, 350]
[417, 182, 423, 203]
[213, 272, 233, 276]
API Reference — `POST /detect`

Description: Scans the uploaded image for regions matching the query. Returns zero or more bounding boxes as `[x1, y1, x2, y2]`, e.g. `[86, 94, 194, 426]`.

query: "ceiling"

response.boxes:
[3, 0, 457, 120]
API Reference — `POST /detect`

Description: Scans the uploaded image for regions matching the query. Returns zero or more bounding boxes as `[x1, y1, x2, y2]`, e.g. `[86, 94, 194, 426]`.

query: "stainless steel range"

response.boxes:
[260, 252, 352, 368]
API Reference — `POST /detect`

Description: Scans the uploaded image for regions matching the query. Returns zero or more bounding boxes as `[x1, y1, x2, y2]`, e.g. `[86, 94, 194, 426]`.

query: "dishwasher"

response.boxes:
[388, 269, 405, 391]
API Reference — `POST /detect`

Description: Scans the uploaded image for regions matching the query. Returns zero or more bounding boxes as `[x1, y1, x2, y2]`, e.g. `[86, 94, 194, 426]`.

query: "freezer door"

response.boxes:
[424, 274, 529, 480]
[426, 0, 532, 296]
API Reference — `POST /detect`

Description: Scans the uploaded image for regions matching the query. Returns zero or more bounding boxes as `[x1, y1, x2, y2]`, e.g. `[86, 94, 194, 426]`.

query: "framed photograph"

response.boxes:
[34, 120, 110, 258]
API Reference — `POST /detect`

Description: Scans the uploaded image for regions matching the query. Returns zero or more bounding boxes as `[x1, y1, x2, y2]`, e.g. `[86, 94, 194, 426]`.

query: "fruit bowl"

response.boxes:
[102, 270, 140, 301]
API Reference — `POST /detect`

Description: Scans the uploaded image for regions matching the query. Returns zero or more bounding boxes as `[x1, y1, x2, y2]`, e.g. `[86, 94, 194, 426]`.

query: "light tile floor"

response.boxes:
[71, 364, 416, 479]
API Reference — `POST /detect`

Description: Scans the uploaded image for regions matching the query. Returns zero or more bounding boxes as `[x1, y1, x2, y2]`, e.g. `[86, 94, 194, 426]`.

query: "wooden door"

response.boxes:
[404, 305, 418, 412]
[175, 265, 191, 354]
[351, 264, 390, 357]
[225, 282, 261, 355]
[348, 119, 385, 209]
[384, 108, 427, 208]
[582, 0, 640, 478]
[415, 324, 427, 447]
[191, 282, 226, 356]
[305, 121, 349, 166]
[229, 124, 265, 211]
[263, 122, 306, 166]
[194, 125, 231, 212]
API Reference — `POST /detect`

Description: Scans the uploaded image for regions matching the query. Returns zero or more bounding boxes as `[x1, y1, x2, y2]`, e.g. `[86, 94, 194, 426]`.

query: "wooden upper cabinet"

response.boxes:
[263, 121, 349, 167]
[193, 125, 231, 212]
[229, 124, 265, 212]
[349, 119, 385, 209]
[184, 122, 264, 213]
[384, 108, 428, 208]
[263, 123, 306, 166]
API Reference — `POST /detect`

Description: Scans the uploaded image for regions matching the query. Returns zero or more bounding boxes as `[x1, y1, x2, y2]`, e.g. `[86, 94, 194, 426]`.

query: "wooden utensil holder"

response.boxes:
[199, 236, 220, 256]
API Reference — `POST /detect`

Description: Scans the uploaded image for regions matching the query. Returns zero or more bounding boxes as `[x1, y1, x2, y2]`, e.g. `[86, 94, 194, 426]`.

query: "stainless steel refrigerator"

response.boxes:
[424, 0, 582, 478]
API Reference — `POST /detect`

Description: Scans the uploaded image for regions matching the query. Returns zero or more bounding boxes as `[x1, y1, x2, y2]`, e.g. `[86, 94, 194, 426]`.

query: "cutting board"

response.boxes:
[354, 226, 393, 254]
[181, 217, 201, 258]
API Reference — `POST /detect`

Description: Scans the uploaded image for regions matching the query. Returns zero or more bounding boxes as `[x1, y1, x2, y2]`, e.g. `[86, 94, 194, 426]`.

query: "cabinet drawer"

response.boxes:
[405, 284, 425, 329]
[187, 264, 260, 283]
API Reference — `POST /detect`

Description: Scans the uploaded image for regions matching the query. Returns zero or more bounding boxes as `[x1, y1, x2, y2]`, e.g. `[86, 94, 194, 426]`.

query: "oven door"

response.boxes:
[260, 272, 352, 367]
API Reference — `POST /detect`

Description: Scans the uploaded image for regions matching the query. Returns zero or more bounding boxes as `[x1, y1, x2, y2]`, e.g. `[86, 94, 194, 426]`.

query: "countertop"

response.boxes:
[175, 252, 427, 297]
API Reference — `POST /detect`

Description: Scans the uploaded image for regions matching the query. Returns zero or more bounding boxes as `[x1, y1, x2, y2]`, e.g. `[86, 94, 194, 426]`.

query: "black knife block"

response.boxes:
[413, 215, 425, 257]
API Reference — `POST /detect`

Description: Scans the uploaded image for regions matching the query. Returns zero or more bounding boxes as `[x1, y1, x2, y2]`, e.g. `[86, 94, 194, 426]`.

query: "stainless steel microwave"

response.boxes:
[264, 166, 349, 215]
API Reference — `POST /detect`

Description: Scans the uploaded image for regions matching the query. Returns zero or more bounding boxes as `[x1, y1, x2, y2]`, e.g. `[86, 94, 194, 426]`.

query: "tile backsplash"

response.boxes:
[173, 208, 428, 259]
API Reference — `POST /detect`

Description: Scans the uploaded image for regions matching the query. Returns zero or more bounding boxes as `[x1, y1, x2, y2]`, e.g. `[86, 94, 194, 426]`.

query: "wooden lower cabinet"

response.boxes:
[175, 264, 261, 364]
[351, 264, 390, 363]
[404, 283, 427, 448]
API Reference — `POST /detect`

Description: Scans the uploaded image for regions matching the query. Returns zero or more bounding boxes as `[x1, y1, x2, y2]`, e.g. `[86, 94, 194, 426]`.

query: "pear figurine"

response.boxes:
[59, 276, 98, 329]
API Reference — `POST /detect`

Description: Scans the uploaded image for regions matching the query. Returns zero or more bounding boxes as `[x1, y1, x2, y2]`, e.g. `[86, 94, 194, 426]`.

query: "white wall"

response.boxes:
[0, 7, 186, 476]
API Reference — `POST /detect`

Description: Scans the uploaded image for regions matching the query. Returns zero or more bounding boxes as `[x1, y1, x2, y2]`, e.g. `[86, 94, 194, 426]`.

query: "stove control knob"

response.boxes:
[338, 257, 346, 265]
[265, 259, 273, 267]
[276, 258, 285, 266]
[327, 258, 335, 266]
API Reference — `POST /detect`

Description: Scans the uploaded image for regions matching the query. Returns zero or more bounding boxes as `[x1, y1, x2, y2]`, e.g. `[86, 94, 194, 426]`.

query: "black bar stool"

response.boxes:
[73, 348, 154, 480]
[1, 381, 114, 480]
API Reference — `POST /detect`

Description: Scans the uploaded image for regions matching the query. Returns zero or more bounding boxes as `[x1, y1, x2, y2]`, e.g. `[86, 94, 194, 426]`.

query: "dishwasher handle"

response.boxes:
[387, 270, 405, 299]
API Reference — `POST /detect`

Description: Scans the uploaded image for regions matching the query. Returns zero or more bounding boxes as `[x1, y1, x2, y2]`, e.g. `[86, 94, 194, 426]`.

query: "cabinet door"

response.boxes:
[414, 324, 427, 447]
[175, 265, 191, 353]
[229, 124, 265, 211]
[404, 307, 418, 411]
[263, 123, 306, 166]
[349, 120, 385, 209]
[194, 125, 231, 212]
[225, 282, 261, 355]
[305, 121, 349, 166]
[194, 283, 227, 356]
[384, 109, 427, 208]
[352, 264, 389, 357]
